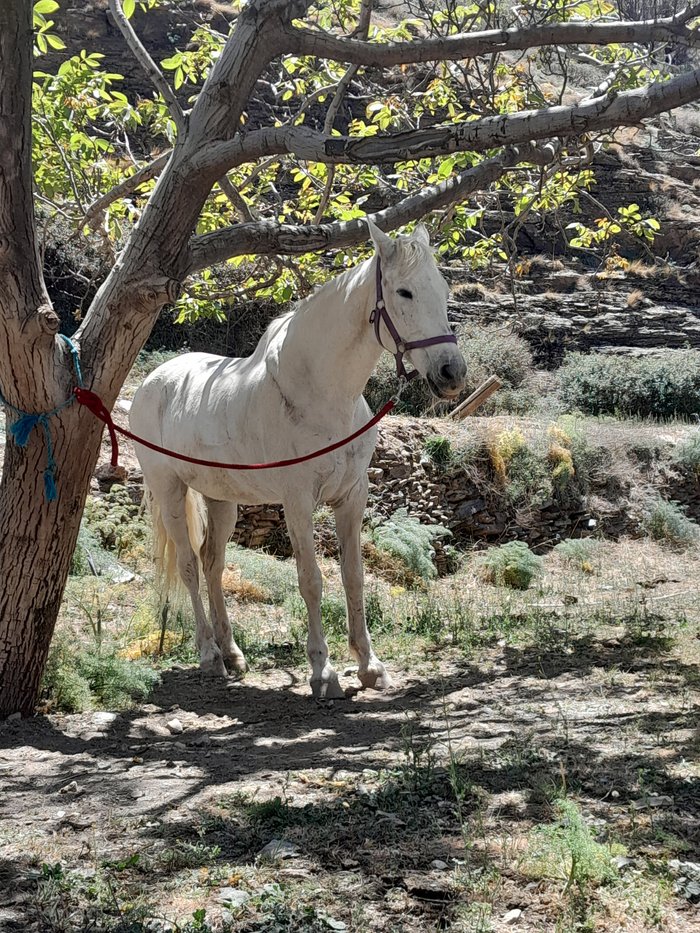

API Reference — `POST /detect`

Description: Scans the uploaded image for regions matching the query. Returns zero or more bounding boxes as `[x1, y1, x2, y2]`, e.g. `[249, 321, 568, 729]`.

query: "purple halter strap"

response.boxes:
[369, 257, 458, 381]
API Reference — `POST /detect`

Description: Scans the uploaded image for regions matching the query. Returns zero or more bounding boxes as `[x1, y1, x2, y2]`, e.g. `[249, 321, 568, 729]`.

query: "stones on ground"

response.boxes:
[217, 887, 250, 908]
[59, 780, 81, 795]
[668, 860, 700, 903]
[258, 839, 299, 860]
[92, 711, 117, 729]
[430, 859, 448, 870]
[503, 908, 522, 924]
[166, 718, 184, 734]
[631, 794, 673, 809]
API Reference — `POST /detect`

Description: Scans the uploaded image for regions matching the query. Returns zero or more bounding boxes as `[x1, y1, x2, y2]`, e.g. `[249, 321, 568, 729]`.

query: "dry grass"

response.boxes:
[221, 567, 270, 602]
[626, 288, 645, 308]
[451, 281, 494, 302]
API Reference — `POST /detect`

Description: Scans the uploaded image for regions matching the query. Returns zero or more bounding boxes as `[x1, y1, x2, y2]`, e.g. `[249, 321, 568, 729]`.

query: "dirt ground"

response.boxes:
[1, 611, 699, 932]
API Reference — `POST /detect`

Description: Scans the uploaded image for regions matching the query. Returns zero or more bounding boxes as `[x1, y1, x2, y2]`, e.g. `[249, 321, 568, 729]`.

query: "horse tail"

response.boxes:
[146, 485, 207, 602]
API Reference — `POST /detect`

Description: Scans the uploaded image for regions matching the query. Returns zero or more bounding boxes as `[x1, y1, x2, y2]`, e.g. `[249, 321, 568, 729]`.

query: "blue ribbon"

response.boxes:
[0, 334, 83, 502]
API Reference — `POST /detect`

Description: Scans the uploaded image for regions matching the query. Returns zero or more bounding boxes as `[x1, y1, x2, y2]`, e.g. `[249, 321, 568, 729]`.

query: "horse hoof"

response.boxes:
[224, 653, 247, 674]
[310, 674, 346, 700]
[358, 667, 393, 691]
[200, 655, 228, 678]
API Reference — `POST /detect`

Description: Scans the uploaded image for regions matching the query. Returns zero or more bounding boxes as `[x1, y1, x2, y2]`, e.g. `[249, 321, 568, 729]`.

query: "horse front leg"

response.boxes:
[334, 483, 392, 691]
[201, 497, 247, 673]
[284, 500, 344, 699]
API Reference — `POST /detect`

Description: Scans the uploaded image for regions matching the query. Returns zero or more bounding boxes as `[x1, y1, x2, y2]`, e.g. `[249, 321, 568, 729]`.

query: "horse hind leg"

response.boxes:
[201, 497, 247, 673]
[153, 478, 227, 677]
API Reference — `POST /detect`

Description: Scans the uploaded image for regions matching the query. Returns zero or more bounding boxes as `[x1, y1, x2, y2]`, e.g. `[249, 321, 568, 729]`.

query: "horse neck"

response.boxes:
[280, 258, 382, 405]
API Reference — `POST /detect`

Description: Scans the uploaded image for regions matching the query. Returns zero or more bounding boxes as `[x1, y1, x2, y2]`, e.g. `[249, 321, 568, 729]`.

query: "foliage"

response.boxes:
[83, 485, 149, 558]
[478, 541, 543, 590]
[567, 202, 661, 250]
[42, 638, 160, 712]
[558, 351, 700, 418]
[672, 432, 700, 475]
[488, 428, 555, 509]
[524, 799, 622, 891]
[554, 538, 600, 573]
[459, 325, 534, 393]
[26, 0, 682, 317]
[224, 544, 297, 605]
[366, 509, 450, 583]
[642, 498, 700, 548]
[423, 435, 453, 467]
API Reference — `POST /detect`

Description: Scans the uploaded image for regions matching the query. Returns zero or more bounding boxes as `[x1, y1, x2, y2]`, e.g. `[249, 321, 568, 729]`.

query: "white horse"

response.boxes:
[130, 221, 466, 698]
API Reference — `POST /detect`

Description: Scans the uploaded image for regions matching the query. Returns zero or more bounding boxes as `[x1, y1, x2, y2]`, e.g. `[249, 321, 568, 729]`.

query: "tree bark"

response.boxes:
[0, 0, 300, 718]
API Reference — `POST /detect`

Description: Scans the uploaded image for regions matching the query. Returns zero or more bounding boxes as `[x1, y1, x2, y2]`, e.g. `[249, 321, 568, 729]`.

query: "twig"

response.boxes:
[108, 0, 186, 136]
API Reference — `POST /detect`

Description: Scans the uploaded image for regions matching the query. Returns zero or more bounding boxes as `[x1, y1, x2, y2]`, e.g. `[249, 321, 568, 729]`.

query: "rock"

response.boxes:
[217, 887, 250, 908]
[166, 718, 184, 734]
[7, 712, 21, 722]
[631, 794, 673, 810]
[59, 780, 81, 795]
[430, 859, 448, 870]
[92, 711, 117, 728]
[503, 908, 522, 924]
[258, 839, 299, 860]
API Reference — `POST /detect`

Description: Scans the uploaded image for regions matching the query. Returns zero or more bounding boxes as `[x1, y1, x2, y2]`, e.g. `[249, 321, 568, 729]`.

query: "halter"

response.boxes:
[369, 257, 458, 381]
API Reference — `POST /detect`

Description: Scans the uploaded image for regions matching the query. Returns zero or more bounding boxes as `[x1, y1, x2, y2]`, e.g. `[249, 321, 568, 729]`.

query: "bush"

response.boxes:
[525, 799, 622, 890]
[558, 351, 700, 418]
[42, 639, 160, 712]
[366, 509, 449, 583]
[363, 325, 534, 417]
[554, 538, 600, 573]
[458, 325, 533, 392]
[642, 498, 700, 548]
[423, 435, 453, 467]
[672, 431, 700, 475]
[478, 541, 543, 590]
[84, 485, 149, 558]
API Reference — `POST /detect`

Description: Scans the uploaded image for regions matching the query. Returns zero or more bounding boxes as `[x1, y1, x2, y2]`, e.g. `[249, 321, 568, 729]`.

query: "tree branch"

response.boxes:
[107, 0, 186, 136]
[194, 64, 700, 175]
[283, 15, 700, 67]
[82, 152, 171, 230]
[187, 144, 553, 270]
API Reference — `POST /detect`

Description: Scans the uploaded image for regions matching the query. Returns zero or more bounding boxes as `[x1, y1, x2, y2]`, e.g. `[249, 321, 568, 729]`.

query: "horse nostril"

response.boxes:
[440, 363, 456, 383]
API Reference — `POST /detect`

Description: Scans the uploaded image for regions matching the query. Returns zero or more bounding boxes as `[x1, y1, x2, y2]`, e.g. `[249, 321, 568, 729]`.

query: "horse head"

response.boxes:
[367, 219, 467, 399]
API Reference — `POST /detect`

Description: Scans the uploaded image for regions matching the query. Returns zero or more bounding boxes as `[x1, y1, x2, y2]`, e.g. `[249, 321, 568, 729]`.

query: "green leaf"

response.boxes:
[34, 0, 59, 14]
[45, 33, 66, 49]
[123, 0, 135, 18]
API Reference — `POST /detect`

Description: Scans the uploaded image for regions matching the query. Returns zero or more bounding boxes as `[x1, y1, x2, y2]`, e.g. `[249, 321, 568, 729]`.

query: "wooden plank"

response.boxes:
[450, 375, 503, 420]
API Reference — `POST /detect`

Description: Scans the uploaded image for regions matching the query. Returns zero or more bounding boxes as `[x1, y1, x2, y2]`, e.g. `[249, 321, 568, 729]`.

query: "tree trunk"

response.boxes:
[0, 0, 295, 717]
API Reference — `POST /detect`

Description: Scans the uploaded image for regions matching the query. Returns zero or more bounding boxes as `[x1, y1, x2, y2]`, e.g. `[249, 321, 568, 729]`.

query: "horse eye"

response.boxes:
[397, 288, 413, 299]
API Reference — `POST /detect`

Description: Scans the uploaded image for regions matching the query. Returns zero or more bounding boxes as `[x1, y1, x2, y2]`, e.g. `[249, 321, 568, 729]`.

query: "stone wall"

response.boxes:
[228, 417, 683, 556]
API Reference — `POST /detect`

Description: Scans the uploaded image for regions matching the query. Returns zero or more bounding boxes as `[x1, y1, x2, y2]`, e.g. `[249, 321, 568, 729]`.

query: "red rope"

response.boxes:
[74, 387, 394, 471]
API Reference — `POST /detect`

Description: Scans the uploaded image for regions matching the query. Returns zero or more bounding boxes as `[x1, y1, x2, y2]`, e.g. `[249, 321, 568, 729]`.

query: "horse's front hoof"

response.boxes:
[200, 649, 228, 678]
[310, 672, 346, 700]
[224, 652, 247, 675]
[358, 665, 393, 691]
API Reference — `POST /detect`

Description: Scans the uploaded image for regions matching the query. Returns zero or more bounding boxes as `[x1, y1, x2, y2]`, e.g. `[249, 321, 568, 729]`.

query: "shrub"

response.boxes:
[672, 432, 700, 475]
[554, 538, 600, 573]
[366, 509, 449, 583]
[42, 639, 160, 712]
[364, 353, 434, 416]
[478, 541, 543, 590]
[363, 324, 534, 417]
[642, 498, 700, 548]
[489, 429, 555, 509]
[224, 543, 297, 605]
[558, 350, 700, 418]
[84, 485, 149, 557]
[525, 799, 622, 891]
[458, 325, 534, 392]
[423, 435, 453, 467]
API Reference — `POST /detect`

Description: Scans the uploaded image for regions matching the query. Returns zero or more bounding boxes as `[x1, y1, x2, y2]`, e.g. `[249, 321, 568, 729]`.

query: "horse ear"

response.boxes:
[366, 217, 397, 262]
[412, 223, 431, 246]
